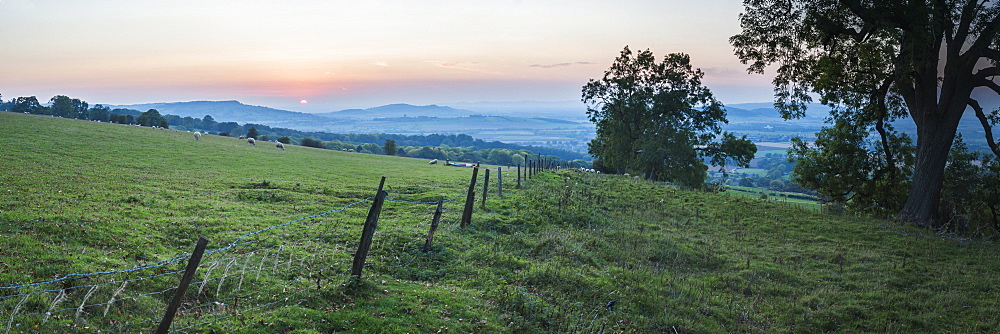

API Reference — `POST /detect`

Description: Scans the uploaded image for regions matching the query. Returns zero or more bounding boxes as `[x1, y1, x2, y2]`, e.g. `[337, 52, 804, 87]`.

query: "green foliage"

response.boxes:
[136, 108, 168, 128]
[383, 139, 397, 156]
[583, 46, 755, 187]
[11, 96, 42, 114]
[300, 137, 323, 148]
[49, 95, 88, 119]
[277, 136, 291, 144]
[941, 135, 1000, 233]
[731, 0, 1000, 224]
[246, 126, 260, 139]
[788, 117, 914, 217]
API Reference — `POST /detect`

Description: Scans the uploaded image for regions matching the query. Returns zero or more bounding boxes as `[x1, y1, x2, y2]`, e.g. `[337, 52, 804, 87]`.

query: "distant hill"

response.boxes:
[315, 104, 476, 119]
[113, 100, 336, 130]
[111, 100, 597, 154]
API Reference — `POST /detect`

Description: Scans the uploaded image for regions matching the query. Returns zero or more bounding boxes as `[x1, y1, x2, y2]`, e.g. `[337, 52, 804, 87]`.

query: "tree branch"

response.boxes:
[872, 77, 898, 178]
[965, 8, 1000, 58]
[974, 66, 1000, 82]
[951, 0, 980, 46]
[974, 76, 1000, 95]
[968, 98, 1000, 157]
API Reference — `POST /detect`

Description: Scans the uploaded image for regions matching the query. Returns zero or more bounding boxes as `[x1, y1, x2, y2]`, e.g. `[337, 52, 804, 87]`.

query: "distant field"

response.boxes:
[734, 167, 770, 176]
[726, 185, 820, 207]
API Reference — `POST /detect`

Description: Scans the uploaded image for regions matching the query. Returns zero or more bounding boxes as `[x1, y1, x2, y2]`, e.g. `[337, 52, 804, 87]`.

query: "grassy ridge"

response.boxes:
[1, 111, 998, 333]
[0, 112, 470, 283]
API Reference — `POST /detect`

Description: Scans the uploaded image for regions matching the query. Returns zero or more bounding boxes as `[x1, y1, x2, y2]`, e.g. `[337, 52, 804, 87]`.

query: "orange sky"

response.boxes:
[0, 0, 775, 112]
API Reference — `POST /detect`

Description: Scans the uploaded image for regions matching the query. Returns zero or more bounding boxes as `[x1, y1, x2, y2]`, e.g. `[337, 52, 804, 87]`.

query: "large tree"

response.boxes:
[49, 95, 88, 119]
[583, 46, 756, 188]
[11, 96, 42, 114]
[136, 109, 167, 128]
[731, 0, 1000, 226]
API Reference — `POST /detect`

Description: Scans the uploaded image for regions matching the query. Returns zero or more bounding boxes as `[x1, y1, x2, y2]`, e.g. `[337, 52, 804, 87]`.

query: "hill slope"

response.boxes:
[1, 111, 997, 333]
[113, 100, 337, 129]
[315, 103, 475, 119]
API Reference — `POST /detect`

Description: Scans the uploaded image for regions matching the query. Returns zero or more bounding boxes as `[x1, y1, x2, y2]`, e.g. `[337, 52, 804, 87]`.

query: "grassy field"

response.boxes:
[1, 111, 999, 333]
[725, 186, 821, 208]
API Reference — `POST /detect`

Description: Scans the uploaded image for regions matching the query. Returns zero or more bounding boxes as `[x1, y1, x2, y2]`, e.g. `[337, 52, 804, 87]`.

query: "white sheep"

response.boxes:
[247, 137, 256, 146]
[275, 141, 285, 150]
[194, 132, 202, 140]
[429, 159, 438, 165]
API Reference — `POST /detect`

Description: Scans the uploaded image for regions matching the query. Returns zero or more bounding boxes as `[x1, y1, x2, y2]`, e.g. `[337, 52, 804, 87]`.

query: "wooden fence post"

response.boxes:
[517, 164, 522, 189]
[481, 168, 490, 209]
[351, 177, 387, 277]
[156, 236, 210, 334]
[460, 167, 479, 228]
[497, 167, 503, 198]
[424, 199, 444, 252]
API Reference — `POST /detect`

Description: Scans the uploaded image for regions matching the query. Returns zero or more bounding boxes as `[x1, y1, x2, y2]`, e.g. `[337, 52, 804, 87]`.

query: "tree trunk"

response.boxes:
[901, 107, 963, 227]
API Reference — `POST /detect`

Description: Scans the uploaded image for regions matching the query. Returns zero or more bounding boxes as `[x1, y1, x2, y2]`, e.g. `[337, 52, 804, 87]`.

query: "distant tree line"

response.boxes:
[0, 95, 168, 128]
[1, 93, 591, 168]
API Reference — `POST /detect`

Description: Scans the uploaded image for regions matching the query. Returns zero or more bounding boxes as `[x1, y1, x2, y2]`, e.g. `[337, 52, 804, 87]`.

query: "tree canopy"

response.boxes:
[383, 139, 398, 156]
[731, 0, 1000, 226]
[246, 127, 260, 139]
[136, 109, 168, 128]
[582, 46, 756, 188]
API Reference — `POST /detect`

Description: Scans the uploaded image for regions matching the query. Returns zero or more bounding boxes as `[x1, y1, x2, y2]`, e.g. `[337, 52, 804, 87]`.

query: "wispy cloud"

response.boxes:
[425, 61, 503, 75]
[372, 61, 389, 67]
[529, 61, 595, 69]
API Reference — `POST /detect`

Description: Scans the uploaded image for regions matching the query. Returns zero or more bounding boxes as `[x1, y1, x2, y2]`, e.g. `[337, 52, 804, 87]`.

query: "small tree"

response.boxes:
[300, 138, 324, 148]
[277, 136, 291, 144]
[383, 139, 398, 156]
[246, 127, 260, 139]
[583, 46, 756, 188]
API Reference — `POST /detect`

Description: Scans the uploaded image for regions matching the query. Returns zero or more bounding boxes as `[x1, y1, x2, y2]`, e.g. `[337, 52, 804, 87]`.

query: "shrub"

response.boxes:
[300, 138, 323, 148]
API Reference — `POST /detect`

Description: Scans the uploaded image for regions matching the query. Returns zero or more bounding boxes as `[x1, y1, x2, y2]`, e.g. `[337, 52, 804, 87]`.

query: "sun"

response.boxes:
[299, 99, 309, 104]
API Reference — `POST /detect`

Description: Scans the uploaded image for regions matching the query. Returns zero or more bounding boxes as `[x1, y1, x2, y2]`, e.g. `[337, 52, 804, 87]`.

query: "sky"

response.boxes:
[0, 0, 775, 112]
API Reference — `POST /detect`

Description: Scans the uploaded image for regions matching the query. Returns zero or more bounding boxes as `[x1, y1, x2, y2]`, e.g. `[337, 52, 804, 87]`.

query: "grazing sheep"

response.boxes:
[239, 136, 246, 140]
[275, 141, 285, 150]
[247, 137, 256, 146]
[194, 132, 202, 140]
[429, 159, 438, 165]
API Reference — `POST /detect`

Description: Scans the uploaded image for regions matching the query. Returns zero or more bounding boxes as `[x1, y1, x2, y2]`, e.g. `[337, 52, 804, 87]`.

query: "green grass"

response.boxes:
[2, 111, 998, 333]
[726, 186, 820, 207]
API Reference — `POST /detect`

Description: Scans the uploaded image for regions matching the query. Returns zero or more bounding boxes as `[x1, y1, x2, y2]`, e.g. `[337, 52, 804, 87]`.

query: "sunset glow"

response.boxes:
[0, 0, 773, 112]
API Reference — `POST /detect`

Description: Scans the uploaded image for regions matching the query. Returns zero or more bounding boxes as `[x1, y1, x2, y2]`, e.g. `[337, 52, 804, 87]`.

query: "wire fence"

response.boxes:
[0, 165, 523, 334]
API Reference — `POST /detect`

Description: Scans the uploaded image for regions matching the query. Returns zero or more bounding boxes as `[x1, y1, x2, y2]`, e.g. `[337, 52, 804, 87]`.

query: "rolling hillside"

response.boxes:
[1, 111, 998, 333]
[113, 101, 597, 152]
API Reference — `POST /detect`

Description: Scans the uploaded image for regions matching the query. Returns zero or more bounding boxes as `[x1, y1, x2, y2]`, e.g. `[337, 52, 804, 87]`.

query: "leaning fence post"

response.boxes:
[156, 236, 210, 334]
[351, 177, 388, 277]
[460, 167, 479, 228]
[497, 167, 503, 198]
[481, 168, 490, 208]
[424, 199, 444, 252]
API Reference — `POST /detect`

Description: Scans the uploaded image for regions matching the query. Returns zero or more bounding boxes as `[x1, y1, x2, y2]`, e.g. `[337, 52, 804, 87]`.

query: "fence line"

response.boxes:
[1, 168, 518, 333]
